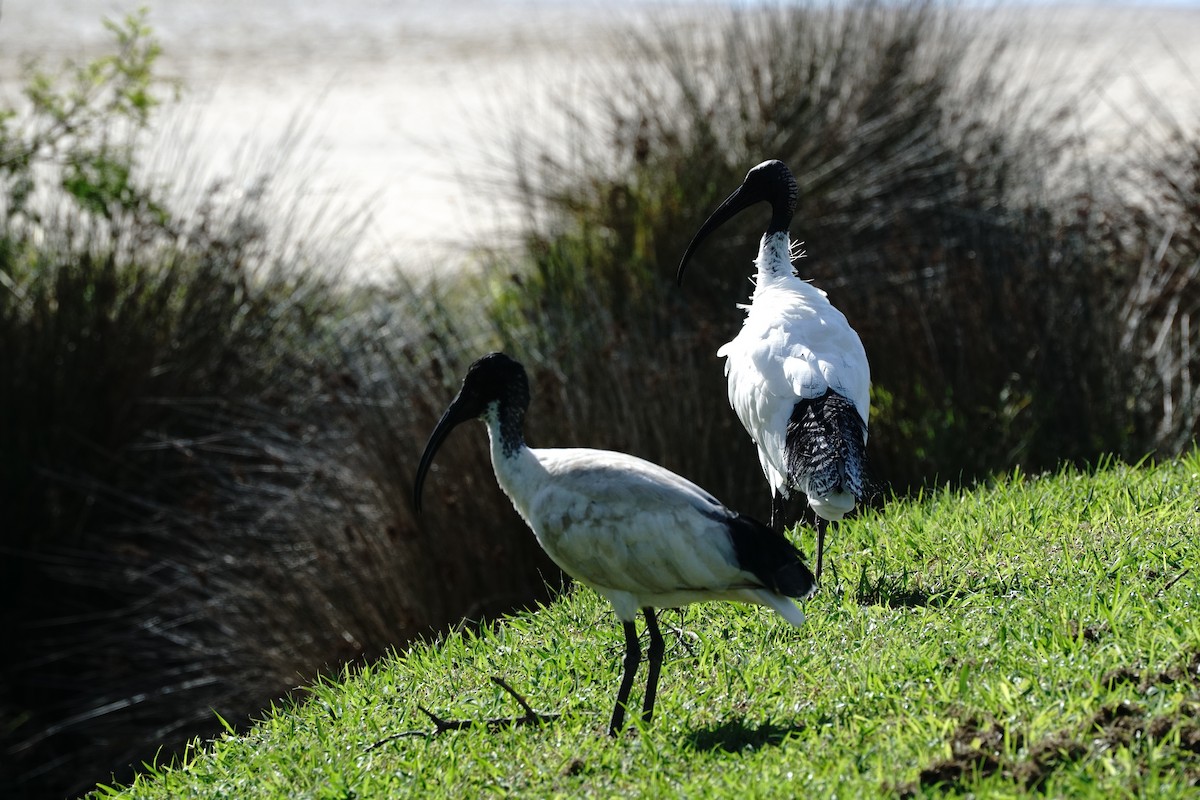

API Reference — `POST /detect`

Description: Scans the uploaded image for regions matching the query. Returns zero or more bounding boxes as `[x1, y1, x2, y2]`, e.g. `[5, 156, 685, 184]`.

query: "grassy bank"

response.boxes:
[93, 453, 1200, 798]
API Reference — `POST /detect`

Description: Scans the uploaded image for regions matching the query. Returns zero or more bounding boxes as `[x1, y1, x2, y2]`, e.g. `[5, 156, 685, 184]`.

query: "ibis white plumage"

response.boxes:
[413, 352, 816, 736]
[677, 160, 871, 582]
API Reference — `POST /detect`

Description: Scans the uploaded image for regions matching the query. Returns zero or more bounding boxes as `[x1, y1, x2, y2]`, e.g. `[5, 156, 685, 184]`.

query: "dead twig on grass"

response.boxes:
[1158, 567, 1191, 598]
[365, 676, 557, 750]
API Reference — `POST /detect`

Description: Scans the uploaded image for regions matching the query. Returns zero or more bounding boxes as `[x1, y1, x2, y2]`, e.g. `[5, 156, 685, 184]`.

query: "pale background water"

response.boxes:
[2, 1, 1199, 272]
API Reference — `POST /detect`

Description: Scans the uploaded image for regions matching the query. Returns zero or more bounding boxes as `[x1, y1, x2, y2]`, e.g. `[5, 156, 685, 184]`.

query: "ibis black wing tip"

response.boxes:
[796, 561, 818, 601]
[775, 556, 817, 600]
[726, 513, 816, 599]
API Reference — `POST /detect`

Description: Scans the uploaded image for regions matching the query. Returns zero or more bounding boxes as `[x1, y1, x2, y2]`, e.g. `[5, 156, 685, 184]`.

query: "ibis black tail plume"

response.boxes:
[725, 514, 817, 600]
[785, 389, 869, 505]
[676, 159, 799, 285]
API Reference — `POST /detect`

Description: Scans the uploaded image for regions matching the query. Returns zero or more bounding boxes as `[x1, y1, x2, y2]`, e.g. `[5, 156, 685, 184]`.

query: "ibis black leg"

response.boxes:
[609, 619, 641, 736]
[771, 490, 785, 532]
[641, 608, 664, 724]
[815, 517, 828, 583]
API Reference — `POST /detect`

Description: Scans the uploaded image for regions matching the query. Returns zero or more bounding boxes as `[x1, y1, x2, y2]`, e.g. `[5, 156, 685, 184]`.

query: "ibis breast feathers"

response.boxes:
[721, 283, 870, 415]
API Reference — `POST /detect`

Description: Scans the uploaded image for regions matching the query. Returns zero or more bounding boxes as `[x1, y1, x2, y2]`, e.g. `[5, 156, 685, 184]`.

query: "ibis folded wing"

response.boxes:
[521, 449, 810, 601]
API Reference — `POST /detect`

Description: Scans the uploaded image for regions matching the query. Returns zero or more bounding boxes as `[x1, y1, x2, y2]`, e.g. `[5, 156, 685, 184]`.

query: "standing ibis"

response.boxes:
[676, 159, 871, 582]
[413, 352, 816, 736]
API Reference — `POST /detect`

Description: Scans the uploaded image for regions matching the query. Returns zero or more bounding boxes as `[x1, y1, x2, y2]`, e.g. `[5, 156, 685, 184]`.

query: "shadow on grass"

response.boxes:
[683, 717, 806, 753]
[849, 571, 1023, 609]
[849, 571, 953, 608]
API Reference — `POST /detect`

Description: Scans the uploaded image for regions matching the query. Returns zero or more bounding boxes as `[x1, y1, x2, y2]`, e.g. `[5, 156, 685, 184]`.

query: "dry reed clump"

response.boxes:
[1113, 130, 1200, 454]
[1, 200, 562, 798]
[1, 189, 568, 797]
[0, 21, 551, 790]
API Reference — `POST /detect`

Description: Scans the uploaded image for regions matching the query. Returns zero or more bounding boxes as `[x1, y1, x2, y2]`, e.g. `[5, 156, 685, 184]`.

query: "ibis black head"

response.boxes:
[676, 159, 799, 285]
[412, 352, 530, 513]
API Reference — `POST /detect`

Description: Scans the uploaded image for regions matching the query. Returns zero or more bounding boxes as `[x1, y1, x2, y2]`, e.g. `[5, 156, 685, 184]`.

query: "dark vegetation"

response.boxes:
[1, 3, 1197, 796]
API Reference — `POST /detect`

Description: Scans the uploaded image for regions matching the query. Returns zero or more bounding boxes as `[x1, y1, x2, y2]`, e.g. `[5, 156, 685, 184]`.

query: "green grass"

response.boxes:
[92, 452, 1200, 798]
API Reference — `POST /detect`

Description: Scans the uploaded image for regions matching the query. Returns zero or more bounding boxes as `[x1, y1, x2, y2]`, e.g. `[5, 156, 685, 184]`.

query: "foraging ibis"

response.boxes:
[413, 352, 816, 736]
[676, 160, 871, 582]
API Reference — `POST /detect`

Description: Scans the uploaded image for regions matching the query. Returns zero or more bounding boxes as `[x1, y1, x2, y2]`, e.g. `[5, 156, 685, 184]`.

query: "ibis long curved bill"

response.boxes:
[413, 387, 479, 514]
[676, 159, 798, 286]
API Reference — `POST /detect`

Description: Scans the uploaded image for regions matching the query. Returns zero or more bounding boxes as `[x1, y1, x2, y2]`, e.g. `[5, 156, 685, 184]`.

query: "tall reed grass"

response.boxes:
[0, 15, 552, 796]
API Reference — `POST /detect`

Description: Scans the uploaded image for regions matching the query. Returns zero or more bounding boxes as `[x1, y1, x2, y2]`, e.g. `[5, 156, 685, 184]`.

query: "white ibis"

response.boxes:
[676, 160, 871, 583]
[413, 352, 816, 736]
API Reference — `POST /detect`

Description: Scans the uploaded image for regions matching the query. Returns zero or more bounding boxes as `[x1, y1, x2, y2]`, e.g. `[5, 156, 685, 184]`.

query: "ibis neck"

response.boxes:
[754, 232, 795, 281]
[767, 203, 794, 237]
[483, 398, 527, 463]
[483, 400, 549, 526]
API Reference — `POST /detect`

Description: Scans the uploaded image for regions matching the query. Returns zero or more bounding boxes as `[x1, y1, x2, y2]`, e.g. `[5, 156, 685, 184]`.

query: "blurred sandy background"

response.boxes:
[2, 1, 1198, 266]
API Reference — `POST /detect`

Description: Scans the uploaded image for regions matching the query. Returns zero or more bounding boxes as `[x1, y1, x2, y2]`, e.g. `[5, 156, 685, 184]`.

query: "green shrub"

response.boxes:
[0, 9, 170, 231]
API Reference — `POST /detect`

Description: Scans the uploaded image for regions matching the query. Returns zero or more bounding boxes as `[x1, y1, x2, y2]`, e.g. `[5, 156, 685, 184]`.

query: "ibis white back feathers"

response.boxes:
[413, 353, 816, 736]
[677, 160, 871, 581]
